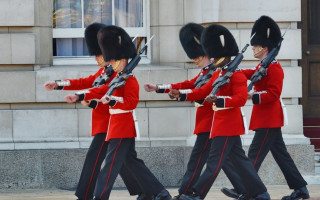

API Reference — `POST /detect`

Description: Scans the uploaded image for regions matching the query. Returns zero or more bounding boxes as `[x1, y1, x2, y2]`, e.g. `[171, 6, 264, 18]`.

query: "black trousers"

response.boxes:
[224, 128, 307, 194]
[75, 133, 142, 200]
[179, 133, 211, 195]
[178, 133, 247, 196]
[94, 138, 164, 200]
[193, 136, 267, 199]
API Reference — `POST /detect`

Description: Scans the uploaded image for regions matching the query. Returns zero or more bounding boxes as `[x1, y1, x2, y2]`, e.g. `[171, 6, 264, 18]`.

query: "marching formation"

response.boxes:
[44, 15, 309, 200]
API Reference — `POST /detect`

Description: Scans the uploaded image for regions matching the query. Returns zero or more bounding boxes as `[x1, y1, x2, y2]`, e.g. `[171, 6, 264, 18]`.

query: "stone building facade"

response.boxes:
[0, 0, 317, 189]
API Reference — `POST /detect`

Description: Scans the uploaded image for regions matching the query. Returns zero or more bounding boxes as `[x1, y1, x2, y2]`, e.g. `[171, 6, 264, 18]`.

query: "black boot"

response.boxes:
[154, 189, 172, 200]
[281, 186, 310, 200]
[221, 187, 241, 199]
[252, 192, 271, 200]
[234, 194, 249, 200]
[179, 194, 202, 200]
[137, 193, 153, 200]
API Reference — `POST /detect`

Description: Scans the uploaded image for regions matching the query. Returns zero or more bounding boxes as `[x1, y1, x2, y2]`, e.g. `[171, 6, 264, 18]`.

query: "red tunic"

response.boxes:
[158, 68, 214, 135]
[82, 74, 139, 141]
[60, 67, 114, 136]
[183, 70, 247, 138]
[242, 60, 284, 130]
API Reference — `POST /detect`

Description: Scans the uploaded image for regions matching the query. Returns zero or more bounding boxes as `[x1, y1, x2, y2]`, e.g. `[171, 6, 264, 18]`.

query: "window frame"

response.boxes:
[52, 0, 151, 65]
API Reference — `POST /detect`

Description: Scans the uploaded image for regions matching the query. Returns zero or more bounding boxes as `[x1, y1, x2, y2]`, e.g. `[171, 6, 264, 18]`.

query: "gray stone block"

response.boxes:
[13, 109, 78, 143]
[33, 27, 53, 65]
[78, 109, 92, 138]
[0, 34, 11, 64]
[11, 34, 36, 64]
[0, 110, 13, 143]
[0, 72, 36, 103]
[150, 0, 159, 26]
[158, 0, 183, 26]
[149, 107, 191, 138]
[150, 27, 160, 63]
[283, 67, 302, 98]
[218, 0, 300, 22]
[34, 0, 52, 27]
[159, 26, 186, 63]
[0, 0, 35, 26]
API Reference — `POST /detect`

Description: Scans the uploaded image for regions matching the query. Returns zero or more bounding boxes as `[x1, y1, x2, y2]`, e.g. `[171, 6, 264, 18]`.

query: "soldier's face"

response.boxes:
[193, 56, 203, 67]
[252, 45, 268, 60]
[95, 55, 106, 68]
[110, 59, 126, 72]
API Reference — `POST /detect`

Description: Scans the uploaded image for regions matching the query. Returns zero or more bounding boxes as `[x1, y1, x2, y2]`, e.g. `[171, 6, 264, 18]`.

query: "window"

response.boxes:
[52, 0, 150, 65]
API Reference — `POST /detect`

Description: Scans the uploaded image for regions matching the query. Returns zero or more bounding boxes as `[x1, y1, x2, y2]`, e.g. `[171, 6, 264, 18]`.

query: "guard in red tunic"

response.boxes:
[170, 24, 270, 200]
[143, 23, 245, 200]
[221, 16, 309, 200]
[44, 23, 144, 200]
[88, 25, 171, 200]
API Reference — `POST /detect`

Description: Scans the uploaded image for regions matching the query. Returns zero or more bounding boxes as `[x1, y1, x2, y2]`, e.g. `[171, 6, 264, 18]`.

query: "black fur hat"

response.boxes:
[201, 24, 239, 58]
[85, 23, 107, 56]
[179, 23, 205, 59]
[97, 25, 137, 61]
[250, 15, 281, 50]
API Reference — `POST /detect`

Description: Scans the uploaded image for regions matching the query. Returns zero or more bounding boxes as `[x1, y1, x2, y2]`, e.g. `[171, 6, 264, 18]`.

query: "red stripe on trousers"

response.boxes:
[84, 140, 106, 200]
[183, 137, 210, 194]
[100, 139, 123, 199]
[200, 137, 229, 195]
[253, 128, 269, 167]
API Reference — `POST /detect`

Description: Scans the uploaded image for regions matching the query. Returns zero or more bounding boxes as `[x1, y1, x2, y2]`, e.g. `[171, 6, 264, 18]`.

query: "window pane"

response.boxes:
[84, 0, 113, 27]
[53, 0, 82, 28]
[115, 0, 143, 27]
[55, 38, 89, 56]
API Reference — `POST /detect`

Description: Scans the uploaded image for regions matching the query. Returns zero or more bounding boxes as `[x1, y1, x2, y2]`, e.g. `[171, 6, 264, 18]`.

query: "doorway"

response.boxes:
[300, 0, 320, 151]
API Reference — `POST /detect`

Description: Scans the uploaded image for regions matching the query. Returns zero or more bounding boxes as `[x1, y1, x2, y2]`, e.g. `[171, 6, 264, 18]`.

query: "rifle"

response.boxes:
[209, 34, 254, 96]
[247, 27, 288, 92]
[92, 65, 114, 87]
[105, 35, 155, 98]
[194, 63, 217, 88]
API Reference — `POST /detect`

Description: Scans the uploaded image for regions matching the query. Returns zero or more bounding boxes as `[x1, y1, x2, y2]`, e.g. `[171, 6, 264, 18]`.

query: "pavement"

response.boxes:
[0, 185, 320, 200]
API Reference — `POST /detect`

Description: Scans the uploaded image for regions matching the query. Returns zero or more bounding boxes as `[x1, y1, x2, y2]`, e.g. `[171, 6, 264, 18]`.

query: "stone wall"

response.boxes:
[0, 0, 316, 188]
[0, 145, 314, 189]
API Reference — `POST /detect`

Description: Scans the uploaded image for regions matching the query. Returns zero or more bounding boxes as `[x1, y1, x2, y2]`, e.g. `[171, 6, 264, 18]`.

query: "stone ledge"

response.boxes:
[1, 134, 311, 150]
[0, 145, 315, 189]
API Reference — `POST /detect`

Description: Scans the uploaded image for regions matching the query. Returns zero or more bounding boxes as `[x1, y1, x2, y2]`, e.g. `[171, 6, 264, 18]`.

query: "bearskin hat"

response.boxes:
[201, 24, 239, 58]
[179, 23, 205, 59]
[85, 23, 107, 56]
[250, 15, 281, 50]
[97, 25, 137, 61]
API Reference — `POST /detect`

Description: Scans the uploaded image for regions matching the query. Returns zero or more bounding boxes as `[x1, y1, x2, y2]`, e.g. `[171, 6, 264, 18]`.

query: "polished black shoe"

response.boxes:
[234, 194, 248, 200]
[179, 194, 202, 200]
[172, 194, 181, 200]
[154, 189, 172, 200]
[252, 192, 271, 200]
[137, 193, 153, 200]
[221, 187, 241, 199]
[281, 186, 310, 200]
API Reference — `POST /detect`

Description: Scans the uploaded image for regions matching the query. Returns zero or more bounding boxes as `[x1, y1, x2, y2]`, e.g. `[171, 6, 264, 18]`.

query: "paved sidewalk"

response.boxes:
[0, 185, 320, 200]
